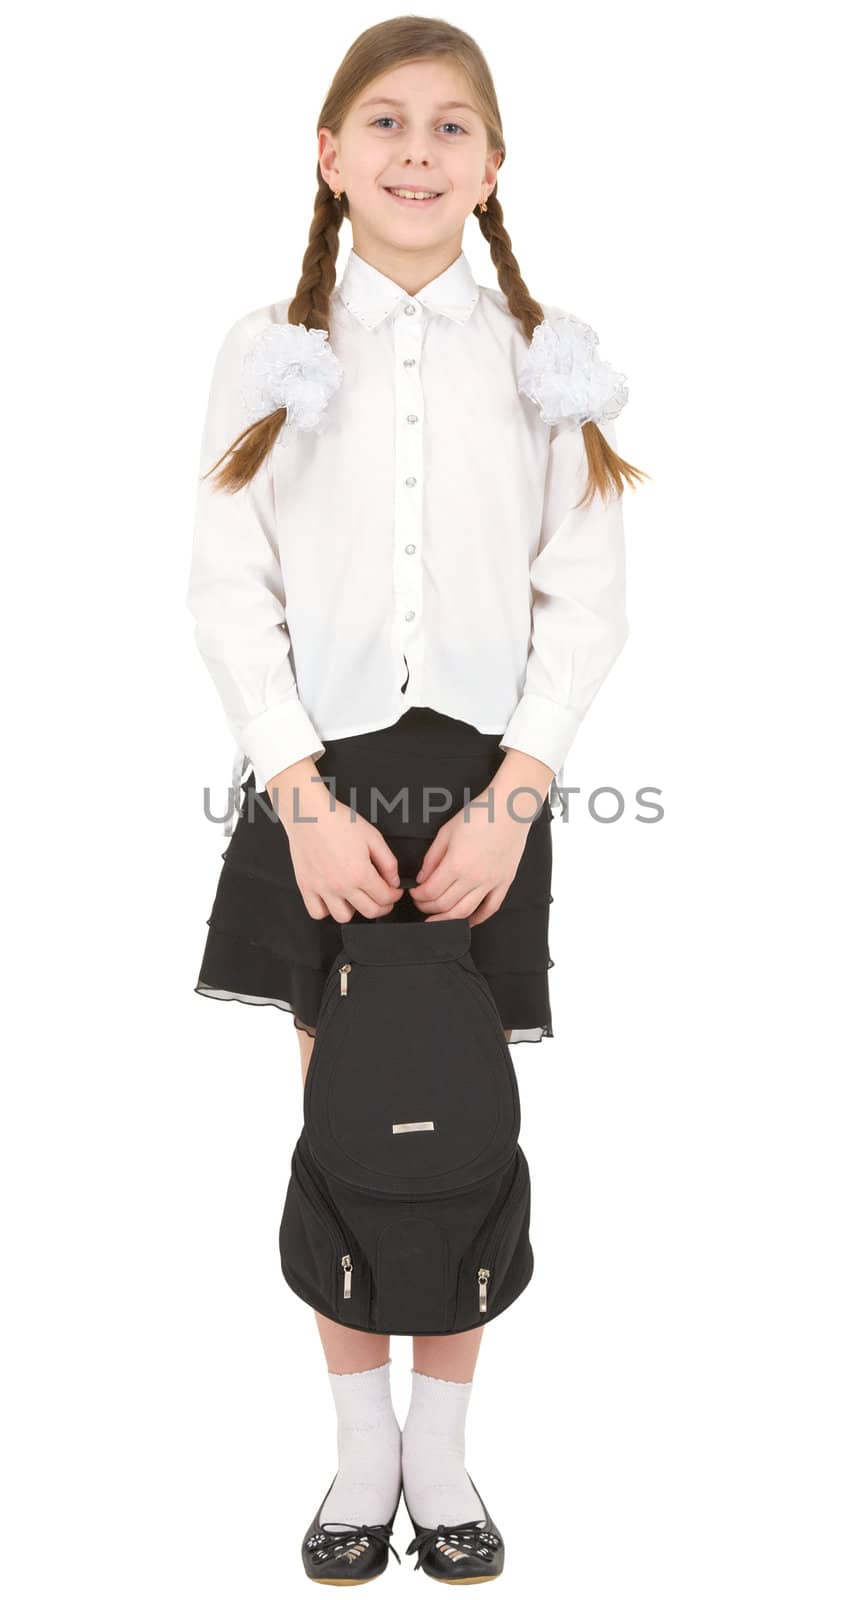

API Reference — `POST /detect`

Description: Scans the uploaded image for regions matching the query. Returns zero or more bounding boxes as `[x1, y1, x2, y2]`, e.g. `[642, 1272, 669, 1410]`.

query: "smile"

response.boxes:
[384, 187, 443, 207]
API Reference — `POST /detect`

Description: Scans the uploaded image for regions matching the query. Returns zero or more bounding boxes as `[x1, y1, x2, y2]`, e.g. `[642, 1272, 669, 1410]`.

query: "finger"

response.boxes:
[467, 886, 508, 927]
[356, 867, 405, 913]
[410, 851, 463, 904]
[414, 832, 448, 884]
[367, 833, 403, 887]
[424, 885, 489, 922]
[409, 871, 462, 910]
[349, 884, 403, 920]
[303, 889, 331, 920]
[415, 877, 488, 915]
[325, 894, 356, 925]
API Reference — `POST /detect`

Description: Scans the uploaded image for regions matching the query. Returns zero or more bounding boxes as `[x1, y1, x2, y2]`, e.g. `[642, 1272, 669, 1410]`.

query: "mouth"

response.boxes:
[383, 186, 443, 208]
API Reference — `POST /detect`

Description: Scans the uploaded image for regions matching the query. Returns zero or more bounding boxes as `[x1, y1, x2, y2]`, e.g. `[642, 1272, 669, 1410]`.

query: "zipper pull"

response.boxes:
[477, 1267, 490, 1314]
[341, 1254, 353, 1299]
[339, 962, 352, 995]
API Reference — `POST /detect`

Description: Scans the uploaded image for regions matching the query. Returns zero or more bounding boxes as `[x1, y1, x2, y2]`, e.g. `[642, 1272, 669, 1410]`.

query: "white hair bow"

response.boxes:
[517, 313, 628, 429]
[240, 322, 345, 444]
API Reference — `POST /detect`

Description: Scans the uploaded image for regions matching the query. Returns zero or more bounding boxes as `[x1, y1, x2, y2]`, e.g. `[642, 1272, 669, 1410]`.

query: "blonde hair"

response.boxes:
[205, 15, 649, 508]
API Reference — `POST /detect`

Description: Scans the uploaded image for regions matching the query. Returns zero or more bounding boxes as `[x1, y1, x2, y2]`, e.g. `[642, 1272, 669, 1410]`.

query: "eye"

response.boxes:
[370, 117, 467, 135]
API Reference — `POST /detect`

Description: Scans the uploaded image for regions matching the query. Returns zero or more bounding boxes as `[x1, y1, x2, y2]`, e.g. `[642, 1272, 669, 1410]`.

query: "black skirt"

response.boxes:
[194, 707, 555, 1044]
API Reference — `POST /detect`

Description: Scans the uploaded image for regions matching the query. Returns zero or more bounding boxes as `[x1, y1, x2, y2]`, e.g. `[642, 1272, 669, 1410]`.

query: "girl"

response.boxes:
[186, 16, 646, 1585]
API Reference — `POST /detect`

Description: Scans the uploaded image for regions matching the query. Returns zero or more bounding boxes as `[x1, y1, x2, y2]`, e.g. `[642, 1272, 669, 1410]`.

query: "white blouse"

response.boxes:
[186, 246, 629, 829]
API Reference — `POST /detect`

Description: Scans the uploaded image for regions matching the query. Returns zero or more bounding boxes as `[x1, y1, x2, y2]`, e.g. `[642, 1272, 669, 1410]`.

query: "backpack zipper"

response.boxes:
[474, 1152, 526, 1315]
[294, 1147, 357, 1304]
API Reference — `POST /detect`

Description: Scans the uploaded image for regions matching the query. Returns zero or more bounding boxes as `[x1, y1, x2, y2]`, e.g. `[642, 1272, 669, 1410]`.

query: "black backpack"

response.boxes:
[278, 916, 534, 1334]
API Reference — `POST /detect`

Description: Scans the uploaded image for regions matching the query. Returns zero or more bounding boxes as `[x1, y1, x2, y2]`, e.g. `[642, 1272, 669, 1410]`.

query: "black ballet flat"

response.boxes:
[301, 1473, 403, 1584]
[404, 1473, 504, 1583]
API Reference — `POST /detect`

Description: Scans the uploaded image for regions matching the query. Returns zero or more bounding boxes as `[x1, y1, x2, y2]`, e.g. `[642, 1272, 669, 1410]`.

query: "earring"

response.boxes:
[332, 188, 342, 202]
[479, 193, 488, 213]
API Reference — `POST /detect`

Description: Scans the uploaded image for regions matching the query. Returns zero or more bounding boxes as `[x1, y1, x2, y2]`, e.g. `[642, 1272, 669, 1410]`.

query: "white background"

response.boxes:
[4, 2, 858, 1595]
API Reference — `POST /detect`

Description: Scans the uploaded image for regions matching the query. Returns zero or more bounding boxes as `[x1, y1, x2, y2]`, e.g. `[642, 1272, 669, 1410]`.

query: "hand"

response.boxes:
[408, 780, 541, 926]
[267, 761, 404, 924]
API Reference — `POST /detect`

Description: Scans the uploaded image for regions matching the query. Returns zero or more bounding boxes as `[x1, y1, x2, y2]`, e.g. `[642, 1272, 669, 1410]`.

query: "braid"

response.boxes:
[477, 191, 649, 507]
[476, 192, 544, 341]
[204, 174, 344, 493]
[288, 173, 344, 334]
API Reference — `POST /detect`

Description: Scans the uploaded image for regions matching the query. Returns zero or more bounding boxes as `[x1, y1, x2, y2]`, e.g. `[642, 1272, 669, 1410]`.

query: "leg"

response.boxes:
[401, 1027, 514, 1524]
[295, 1024, 401, 1532]
[401, 1356, 487, 1527]
[412, 1324, 484, 1381]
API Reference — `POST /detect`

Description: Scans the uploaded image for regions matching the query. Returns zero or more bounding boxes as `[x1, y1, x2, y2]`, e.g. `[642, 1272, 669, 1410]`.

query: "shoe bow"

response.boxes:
[406, 1517, 496, 1569]
[310, 1520, 402, 1566]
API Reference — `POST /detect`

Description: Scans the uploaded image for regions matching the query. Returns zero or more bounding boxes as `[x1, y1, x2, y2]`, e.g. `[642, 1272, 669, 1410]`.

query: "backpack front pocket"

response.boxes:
[279, 1143, 369, 1325]
[455, 1145, 533, 1328]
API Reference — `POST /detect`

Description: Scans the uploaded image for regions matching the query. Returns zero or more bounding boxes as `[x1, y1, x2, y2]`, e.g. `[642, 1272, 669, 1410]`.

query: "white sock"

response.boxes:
[318, 1359, 402, 1533]
[400, 1369, 485, 1528]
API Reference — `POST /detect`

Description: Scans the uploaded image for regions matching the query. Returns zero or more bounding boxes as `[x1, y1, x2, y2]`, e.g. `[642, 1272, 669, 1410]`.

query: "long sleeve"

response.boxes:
[500, 413, 629, 778]
[186, 310, 325, 795]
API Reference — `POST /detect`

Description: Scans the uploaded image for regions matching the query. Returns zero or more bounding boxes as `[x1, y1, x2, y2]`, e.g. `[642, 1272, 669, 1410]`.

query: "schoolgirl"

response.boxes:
[186, 15, 646, 1585]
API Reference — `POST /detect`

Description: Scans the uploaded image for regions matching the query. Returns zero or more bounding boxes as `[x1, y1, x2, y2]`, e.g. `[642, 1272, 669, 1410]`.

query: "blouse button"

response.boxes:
[404, 304, 416, 316]
[403, 358, 416, 367]
[405, 476, 417, 486]
[405, 543, 416, 554]
[406, 413, 418, 423]
[405, 610, 416, 621]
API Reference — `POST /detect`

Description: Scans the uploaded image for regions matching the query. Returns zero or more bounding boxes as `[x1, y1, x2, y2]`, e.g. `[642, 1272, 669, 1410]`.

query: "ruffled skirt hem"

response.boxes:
[193, 924, 554, 1045]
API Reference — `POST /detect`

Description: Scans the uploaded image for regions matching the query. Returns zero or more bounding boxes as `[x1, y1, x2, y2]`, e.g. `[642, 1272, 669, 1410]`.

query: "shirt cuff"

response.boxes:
[498, 693, 583, 777]
[240, 696, 326, 788]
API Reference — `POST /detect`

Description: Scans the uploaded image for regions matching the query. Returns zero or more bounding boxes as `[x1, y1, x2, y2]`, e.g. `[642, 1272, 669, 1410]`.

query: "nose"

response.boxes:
[400, 136, 434, 168]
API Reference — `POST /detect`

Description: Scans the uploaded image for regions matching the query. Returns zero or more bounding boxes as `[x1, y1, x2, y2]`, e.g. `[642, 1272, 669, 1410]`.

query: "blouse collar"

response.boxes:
[335, 246, 481, 330]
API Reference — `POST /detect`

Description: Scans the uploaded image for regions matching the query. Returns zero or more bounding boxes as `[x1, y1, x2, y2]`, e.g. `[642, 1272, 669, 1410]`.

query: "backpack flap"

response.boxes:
[304, 918, 520, 1198]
